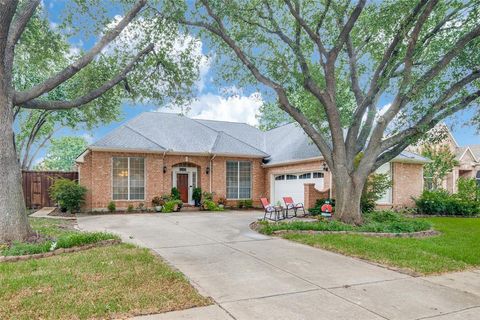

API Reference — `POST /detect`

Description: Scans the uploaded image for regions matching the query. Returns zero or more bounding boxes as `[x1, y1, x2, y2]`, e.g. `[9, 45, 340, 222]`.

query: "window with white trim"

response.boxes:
[275, 175, 285, 180]
[112, 157, 145, 200]
[477, 171, 480, 187]
[226, 161, 251, 199]
[286, 174, 297, 180]
[299, 173, 311, 179]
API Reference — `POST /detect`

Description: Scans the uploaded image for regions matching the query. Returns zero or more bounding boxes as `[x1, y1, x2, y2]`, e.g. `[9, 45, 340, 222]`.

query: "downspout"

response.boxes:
[209, 154, 216, 193]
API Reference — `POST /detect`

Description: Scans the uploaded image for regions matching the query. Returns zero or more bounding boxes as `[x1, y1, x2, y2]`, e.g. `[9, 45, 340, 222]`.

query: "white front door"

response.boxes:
[272, 172, 324, 205]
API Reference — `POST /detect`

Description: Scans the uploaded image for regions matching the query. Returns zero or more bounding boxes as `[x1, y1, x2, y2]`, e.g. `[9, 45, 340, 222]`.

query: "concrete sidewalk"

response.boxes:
[78, 212, 480, 320]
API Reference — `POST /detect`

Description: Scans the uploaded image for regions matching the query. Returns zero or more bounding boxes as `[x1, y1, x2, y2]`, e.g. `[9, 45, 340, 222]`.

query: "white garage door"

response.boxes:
[273, 172, 324, 205]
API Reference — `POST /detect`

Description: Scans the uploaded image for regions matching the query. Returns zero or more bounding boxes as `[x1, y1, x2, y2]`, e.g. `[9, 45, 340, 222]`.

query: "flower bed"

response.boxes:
[255, 211, 433, 236]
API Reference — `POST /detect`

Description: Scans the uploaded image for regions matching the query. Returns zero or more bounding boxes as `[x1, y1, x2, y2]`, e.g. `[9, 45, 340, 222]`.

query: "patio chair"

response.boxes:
[282, 197, 305, 218]
[260, 198, 283, 221]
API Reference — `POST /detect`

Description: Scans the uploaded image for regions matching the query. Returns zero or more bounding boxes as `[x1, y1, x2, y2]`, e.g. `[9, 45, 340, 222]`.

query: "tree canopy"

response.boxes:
[161, 0, 480, 223]
[35, 136, 87, 171]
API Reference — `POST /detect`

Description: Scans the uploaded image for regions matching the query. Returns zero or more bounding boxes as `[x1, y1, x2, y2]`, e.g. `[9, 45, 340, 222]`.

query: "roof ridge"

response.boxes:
[265, 121, 296, 132]
[210, 131, 223, 153]
[124, 125, 167, 150]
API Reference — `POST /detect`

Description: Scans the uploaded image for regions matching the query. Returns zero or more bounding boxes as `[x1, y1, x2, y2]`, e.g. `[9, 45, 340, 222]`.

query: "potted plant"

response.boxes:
[192, 187, 202, 207]
[152, 196, 163, 212]
[217, 197, 226, 209]
[171, 187, 180, 200]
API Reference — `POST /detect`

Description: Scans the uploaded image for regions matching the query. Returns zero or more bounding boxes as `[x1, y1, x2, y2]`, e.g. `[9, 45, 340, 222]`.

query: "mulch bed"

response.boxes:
[250, 221, 440, 238]
[48, 208, 76, 218]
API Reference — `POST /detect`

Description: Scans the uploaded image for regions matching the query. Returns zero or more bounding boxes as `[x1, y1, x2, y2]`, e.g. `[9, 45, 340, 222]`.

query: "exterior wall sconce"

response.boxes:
[163, 166, 167, 174]
[206, 166, 210, 175]
[322, 163, 329, 172]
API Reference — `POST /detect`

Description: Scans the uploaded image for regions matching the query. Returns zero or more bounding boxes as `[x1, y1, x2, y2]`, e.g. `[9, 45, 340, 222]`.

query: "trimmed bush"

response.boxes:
[107, 201, 116, 212]
[202, 199, 224, 211]
[414, 189, 480, 216]
[49, 178, 87, 213]
[171, 187, 180, 200]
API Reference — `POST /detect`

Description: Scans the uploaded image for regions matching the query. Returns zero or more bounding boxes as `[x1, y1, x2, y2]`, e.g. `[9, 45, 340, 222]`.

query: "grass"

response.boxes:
[0, 244, 211, 319]
[0, 217, 211, 319]
[1, 218, 119, 256]
[282, 217, 480, 274]
[258, 211, 432, 235]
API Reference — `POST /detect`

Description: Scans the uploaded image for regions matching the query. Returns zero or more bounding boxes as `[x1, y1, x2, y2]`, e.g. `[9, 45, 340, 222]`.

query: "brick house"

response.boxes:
[407, 124, 480, 192]
[76, 112, 429, 211]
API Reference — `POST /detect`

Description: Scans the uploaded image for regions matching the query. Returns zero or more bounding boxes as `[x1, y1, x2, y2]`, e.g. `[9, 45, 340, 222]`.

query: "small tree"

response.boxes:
[361, 173, 392, 213]
[421, 144, 458, 190]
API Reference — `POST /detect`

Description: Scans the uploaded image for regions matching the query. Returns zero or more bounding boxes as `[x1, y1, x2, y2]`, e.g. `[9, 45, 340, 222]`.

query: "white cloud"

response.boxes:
[161, 91, 263, 126]
[81, 133, 94, 144]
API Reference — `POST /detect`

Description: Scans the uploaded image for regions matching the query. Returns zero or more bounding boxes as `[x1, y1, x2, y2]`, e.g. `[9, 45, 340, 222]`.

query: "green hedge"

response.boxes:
[414, 190, 480, 216]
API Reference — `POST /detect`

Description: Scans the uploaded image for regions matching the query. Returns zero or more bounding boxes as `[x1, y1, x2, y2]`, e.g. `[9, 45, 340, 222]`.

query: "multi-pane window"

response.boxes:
[226, 161, 251, 199]
[112, 157, 145, 200]
[312, 172, 324, 179]
[299, 173, 311, 179]
[476, 171, 480, 187]
[275, 175, 285, 180]
[286, 174, 297, 180]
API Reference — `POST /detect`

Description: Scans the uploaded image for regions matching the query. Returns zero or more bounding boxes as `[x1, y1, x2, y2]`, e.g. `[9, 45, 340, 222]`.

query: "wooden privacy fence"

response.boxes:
[22, 170, 79, 209]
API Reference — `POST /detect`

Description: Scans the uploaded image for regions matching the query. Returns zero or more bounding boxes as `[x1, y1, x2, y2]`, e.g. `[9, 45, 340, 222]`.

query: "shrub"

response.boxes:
[171, 187, 180, 200]
[49, 178, 87, 213]
[127, 204, 134, 212]
[192, 187, 202, 206]
[162, 200, 183, 213]
[457, 177, 480, 201]
[414, 189, 480, 216]
[202, 199, 224, 211]
[107, 201, 116, 213]
[137, 202, 146, 212]
[237, 199, 253, 208]
[202, 191, 214, 201]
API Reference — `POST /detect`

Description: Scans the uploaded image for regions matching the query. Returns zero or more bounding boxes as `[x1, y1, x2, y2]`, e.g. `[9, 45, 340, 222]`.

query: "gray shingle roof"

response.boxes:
[466, 145, 480, 161]
[90, 112, 429, 164]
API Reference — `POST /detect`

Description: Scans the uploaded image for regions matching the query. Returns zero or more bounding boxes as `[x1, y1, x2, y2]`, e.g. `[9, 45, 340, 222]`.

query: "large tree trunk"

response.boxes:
[0, 96, 32, 242]
[332, 171, 365, 225]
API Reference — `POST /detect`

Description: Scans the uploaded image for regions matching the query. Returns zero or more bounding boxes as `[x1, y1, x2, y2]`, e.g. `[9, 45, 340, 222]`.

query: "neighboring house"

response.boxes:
[408, 125, 480, 192]
[76, 112, 429, 211]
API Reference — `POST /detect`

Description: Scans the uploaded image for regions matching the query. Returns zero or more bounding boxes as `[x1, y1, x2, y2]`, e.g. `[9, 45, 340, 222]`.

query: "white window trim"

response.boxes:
[226, 160, 252, 200]
[111, 157, 146, 201]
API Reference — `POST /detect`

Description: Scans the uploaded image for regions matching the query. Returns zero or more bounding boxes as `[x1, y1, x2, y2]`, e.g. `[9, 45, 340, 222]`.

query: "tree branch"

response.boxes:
[7, 0, 40, 48]
[19, 43, 154, 110]
[14, 0, 147, 105]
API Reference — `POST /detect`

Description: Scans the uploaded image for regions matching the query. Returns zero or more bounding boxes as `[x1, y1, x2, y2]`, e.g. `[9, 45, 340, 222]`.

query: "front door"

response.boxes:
[176, 173, 189, 203]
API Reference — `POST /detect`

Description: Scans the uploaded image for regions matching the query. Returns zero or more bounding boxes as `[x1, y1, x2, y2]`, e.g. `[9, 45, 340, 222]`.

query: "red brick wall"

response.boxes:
[391, 162, 424, 208]
[78, 151, 265, 211]
[304, 183, 330, 209]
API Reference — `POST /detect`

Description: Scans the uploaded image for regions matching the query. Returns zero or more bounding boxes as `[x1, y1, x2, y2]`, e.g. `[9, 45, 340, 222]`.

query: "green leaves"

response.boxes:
[36, 136, 88, 171]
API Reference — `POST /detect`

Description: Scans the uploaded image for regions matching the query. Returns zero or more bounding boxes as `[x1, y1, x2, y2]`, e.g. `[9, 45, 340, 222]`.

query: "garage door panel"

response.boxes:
[273, 173, 324, 205]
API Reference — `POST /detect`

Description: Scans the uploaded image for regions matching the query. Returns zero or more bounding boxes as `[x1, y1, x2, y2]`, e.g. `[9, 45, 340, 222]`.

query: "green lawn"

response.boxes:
[0, 218, 211, 319]
[282, 217, 480, 274]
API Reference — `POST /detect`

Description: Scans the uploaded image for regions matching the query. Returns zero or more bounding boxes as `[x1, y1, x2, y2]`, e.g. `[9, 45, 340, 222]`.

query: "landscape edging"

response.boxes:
[271, 229, 439, 238]
[0, 239, 121, 263]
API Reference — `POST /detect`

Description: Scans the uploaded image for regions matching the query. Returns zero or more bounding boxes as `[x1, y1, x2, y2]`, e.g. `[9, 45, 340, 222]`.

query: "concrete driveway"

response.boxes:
[78, 211, 480, 320]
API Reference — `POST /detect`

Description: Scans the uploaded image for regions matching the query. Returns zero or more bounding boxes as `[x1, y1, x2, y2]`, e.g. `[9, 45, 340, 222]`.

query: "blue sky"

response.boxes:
[40, 0, 479, 160]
